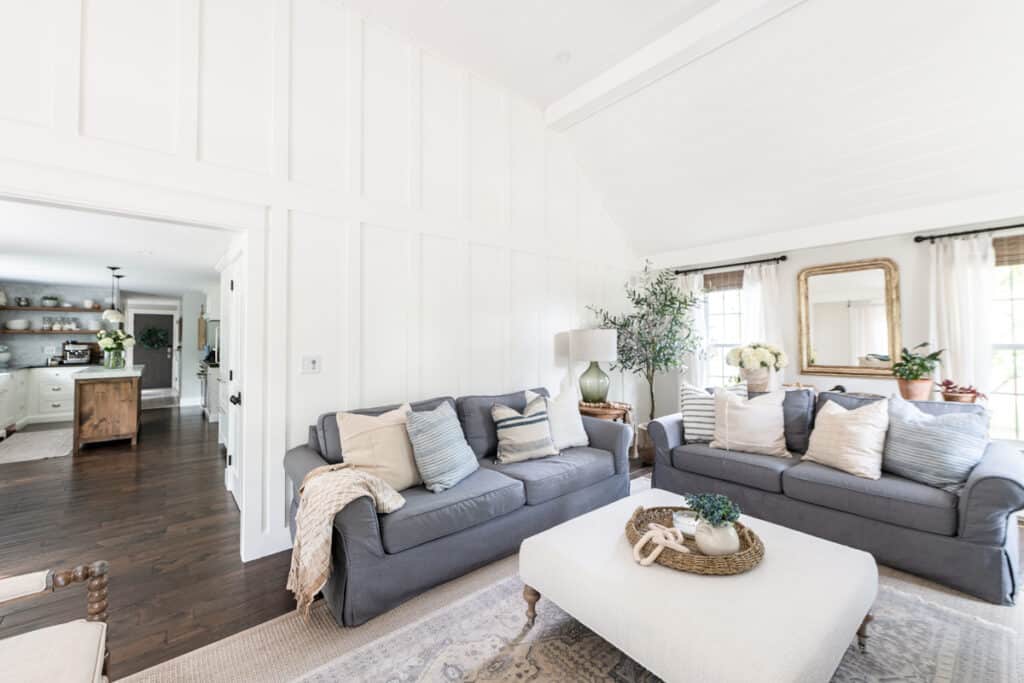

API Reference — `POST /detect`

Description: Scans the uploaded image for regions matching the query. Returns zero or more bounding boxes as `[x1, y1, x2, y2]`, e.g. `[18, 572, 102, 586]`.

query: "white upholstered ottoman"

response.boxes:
[519, 488, 877, 683]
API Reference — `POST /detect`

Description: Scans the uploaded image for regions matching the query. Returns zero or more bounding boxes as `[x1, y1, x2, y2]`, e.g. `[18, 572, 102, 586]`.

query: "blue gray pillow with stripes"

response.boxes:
[882, 396, 990, 491]
[405, 402, 479, 493]
[491, 396, 558, 464]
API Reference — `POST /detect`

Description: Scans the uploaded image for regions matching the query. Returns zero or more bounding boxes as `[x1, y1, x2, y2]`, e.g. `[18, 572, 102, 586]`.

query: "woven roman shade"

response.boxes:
[703, 270, 744, 292]
[994, 235, 1024, 267]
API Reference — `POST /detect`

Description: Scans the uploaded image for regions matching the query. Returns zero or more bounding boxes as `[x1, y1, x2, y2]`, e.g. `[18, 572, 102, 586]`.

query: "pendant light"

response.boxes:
[102, 266, 126, 324]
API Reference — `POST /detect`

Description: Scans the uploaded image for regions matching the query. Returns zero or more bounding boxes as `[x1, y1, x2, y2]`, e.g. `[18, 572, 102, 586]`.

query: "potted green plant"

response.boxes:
[687, 493, 741, 556]
[892, 342, 943, 400]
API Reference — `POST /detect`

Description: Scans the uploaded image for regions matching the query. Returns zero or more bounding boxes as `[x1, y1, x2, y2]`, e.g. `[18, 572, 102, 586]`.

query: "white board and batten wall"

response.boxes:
[0, 0, 637, 560]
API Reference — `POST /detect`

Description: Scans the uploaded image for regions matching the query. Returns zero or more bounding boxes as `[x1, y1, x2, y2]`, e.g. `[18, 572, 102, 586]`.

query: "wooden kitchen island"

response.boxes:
[73, 365, 144, 455]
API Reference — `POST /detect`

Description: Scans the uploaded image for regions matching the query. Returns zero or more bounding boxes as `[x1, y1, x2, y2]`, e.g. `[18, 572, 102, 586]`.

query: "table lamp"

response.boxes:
[570, 328, 618, 403]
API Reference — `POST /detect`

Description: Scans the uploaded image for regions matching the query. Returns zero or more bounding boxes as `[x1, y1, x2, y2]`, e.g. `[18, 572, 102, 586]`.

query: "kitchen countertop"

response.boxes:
[73, 364, 145, 380]
[0, 363, 102, 374]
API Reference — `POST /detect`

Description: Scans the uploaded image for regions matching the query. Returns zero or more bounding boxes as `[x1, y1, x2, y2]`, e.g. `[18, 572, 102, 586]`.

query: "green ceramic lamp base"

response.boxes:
[579, 361, 610, 403]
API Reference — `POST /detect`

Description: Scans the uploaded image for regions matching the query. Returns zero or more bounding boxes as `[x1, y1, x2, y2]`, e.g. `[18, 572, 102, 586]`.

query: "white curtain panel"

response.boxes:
[928, 235, 995, 391]
[678, 273, 707, 396]
[740, 263, 783, 347]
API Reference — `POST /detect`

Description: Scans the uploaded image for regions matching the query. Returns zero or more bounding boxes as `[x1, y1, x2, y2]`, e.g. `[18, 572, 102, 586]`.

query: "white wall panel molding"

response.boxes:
[79, 0, 181, 153]
[0, 2, 639, 563]
[0, 0, 57, 128]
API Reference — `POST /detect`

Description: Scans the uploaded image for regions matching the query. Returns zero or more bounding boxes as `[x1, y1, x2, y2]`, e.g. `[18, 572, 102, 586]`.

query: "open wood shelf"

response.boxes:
[0, 306, 103, 313]
[0, 329, 99, 335]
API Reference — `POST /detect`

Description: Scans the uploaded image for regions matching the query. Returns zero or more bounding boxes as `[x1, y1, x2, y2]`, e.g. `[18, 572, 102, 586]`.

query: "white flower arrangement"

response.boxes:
[726, 343, 787, 372]
[96, 328, 135, 351]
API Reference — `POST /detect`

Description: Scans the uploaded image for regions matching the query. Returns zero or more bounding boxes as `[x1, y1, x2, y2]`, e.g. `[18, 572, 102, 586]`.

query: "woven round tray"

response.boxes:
[625, 506, 765, 576]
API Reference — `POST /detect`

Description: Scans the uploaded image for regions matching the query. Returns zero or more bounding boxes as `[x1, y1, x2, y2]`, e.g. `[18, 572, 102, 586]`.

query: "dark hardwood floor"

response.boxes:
[0, 407, 293, 679]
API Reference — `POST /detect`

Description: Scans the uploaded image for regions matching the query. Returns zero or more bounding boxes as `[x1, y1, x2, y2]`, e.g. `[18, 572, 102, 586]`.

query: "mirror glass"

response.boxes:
[799, 259, 900, 376]
[807, 270, 890, 368]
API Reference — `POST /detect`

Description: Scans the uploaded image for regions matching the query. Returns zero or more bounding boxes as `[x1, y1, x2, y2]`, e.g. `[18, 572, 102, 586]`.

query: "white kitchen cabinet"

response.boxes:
[27, 367, 86, 423]
[204, 367, 220, 423]
[0, 369, 30, 432]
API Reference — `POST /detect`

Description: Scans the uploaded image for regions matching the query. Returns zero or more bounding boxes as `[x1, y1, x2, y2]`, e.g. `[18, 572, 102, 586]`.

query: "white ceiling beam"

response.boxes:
[545, 0, 808, 131]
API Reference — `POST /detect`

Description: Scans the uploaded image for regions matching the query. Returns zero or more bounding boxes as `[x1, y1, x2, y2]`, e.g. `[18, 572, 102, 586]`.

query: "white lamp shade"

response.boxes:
[570, 328, 617, 362]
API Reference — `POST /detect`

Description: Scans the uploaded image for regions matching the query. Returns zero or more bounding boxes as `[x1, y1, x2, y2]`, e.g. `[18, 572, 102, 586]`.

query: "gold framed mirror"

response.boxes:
[798, 258, 901, 377]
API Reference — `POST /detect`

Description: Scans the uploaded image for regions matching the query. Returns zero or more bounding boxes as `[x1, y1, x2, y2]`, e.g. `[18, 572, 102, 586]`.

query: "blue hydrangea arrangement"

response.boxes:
[687, 493, 741, 528]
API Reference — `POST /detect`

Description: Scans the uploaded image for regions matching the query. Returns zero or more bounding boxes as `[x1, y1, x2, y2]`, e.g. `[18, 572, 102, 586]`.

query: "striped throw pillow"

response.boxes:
[405, 402, 479, 493]
[492, 396, 558, 464]
[883, 396, 990, 491]
[681, 382, 747, 443]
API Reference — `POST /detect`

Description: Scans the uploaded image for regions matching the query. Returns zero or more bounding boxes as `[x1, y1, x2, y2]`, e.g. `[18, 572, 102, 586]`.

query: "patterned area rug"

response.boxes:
[297, 577, 1017, 682]
[0, 428, 73, 465]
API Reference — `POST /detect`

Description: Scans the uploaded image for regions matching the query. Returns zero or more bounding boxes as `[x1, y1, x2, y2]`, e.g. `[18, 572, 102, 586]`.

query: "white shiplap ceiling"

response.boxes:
[564, 0, 1024, 259]
[342, 0, 714, 105]
[0, 199, 233, 296]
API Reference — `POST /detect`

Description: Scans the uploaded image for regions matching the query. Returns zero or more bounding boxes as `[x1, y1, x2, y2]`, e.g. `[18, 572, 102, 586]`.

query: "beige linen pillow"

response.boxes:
[336, 404, 421, 491]
[802, 399, 889, 480]
[710, 389, 789, 457]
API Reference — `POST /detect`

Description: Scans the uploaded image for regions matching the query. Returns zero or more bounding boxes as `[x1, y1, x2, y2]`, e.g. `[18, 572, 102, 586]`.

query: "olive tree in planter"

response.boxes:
[588, 264, 701, 425]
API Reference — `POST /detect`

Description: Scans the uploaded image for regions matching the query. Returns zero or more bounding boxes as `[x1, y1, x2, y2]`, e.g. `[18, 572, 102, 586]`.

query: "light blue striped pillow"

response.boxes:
[405, 402, 479, 493]
[883, 396, 990, 491]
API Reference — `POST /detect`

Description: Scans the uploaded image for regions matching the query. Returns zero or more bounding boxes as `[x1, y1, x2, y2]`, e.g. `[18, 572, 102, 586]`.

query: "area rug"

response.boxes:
[0, 428, 73, 465]
[295, 577, 1016, 682]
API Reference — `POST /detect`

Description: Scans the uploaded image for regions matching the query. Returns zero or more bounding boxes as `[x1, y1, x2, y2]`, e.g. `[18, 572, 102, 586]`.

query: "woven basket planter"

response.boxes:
[625, 506, 765, 576]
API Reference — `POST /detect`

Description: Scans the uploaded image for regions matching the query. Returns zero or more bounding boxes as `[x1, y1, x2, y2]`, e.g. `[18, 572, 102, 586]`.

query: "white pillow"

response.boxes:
[802, 399, 889, 480]
[337, 404, 421, 491]
[526, 389, 588, 451]
[680, 382, 747, 443]
[709, 389, 789, 457]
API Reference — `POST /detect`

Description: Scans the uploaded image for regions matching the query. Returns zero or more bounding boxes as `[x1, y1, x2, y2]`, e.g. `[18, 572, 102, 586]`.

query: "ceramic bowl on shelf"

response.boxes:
[41, 296, 59, 307]
[5, 319, 30, 330]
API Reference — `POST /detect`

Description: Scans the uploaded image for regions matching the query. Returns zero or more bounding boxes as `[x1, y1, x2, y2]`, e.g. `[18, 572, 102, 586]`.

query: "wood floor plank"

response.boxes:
[0, 407, 293, 678]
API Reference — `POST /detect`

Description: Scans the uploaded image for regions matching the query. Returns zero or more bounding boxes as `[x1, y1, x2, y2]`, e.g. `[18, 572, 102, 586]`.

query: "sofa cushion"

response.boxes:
[0, 619, 106, 683]
[482, 447, 616, 505]
[315, 396, 455, 464]
[456, 388, 548, 459]
[783, 461, 958, 536]
[815, 391, 987, 420]
[379, 468, 525, 553]
[671, 444, 800, 493]
[750, 389, 815, 454]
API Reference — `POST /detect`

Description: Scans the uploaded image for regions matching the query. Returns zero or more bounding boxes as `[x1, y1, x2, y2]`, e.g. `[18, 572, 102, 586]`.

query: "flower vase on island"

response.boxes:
[726, 343, 788, 392]
[97, 328, 135, 369]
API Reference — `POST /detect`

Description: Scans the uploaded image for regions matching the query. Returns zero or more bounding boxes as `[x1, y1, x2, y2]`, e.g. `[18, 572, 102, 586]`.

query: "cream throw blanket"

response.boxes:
[287, 463, 406, 614]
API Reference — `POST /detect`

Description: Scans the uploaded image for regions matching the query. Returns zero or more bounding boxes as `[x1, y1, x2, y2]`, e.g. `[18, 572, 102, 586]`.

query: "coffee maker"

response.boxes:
[63, 342, 91, 364]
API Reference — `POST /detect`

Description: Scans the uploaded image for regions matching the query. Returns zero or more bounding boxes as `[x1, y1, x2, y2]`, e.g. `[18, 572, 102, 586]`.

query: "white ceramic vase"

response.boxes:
[740, 366, 777, 393]
[695, 519, 740, 556]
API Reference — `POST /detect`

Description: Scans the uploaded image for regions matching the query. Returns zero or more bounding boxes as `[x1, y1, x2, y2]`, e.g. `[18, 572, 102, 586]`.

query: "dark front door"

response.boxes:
[134, 313, 174, 390]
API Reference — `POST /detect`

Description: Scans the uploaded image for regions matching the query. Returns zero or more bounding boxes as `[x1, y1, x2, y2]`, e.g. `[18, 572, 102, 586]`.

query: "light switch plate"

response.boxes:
[301, 355, 322, 374]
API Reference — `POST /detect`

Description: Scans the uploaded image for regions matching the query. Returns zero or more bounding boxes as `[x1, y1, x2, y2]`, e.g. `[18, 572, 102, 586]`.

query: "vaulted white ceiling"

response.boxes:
[562, 0, 1024, 261]
[0, 199, 232, 296]
[348, 0, 1024, 266]
[342, 0, 713, 105]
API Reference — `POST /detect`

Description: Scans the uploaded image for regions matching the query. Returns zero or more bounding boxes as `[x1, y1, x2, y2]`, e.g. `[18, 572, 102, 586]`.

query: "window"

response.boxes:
[991, 262, 1024, 440]
[703, 275, 743, 387]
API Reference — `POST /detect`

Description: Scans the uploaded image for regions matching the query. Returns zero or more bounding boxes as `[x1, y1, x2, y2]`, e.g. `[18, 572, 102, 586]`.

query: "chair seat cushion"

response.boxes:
[671, 444, 800, 493]
[0, 619, 106, 683]
[783, 462, 958, 536]
[380, 468, 525, 553]
[482, 447, 616, 505]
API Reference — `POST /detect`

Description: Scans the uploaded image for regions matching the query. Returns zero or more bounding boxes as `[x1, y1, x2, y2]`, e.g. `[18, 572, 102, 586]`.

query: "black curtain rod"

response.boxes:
[914, 222, 1024, 243]
[674, 254, 787, 276]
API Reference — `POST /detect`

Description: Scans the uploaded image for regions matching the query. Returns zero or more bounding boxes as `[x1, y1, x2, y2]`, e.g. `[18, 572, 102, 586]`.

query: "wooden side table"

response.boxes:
[579, 401, 638, 459]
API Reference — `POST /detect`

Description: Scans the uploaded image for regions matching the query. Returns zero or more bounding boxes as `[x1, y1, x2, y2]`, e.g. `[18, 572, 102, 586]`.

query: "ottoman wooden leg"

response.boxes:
[857, 612, 874, 653]
[523, 585, 540, 627]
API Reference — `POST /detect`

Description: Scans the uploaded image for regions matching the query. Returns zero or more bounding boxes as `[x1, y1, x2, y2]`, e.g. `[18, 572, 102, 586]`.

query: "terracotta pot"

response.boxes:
[942, 392, 978, 403]
[897, 379, 932, 401]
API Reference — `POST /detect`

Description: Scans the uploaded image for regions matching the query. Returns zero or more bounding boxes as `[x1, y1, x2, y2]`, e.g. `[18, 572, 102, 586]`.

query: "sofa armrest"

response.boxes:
[648, 414, 683, 470]
[582, 416, 632, 475]
[958, 440, 1024, 545]
[334, 496, 386, 561]
[284, 445, 328, 491]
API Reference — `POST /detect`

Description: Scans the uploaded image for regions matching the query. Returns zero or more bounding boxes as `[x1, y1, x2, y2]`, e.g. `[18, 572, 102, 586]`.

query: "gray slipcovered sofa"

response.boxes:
[284, 388, 632, 626]
[650, 390, 1024, 605]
